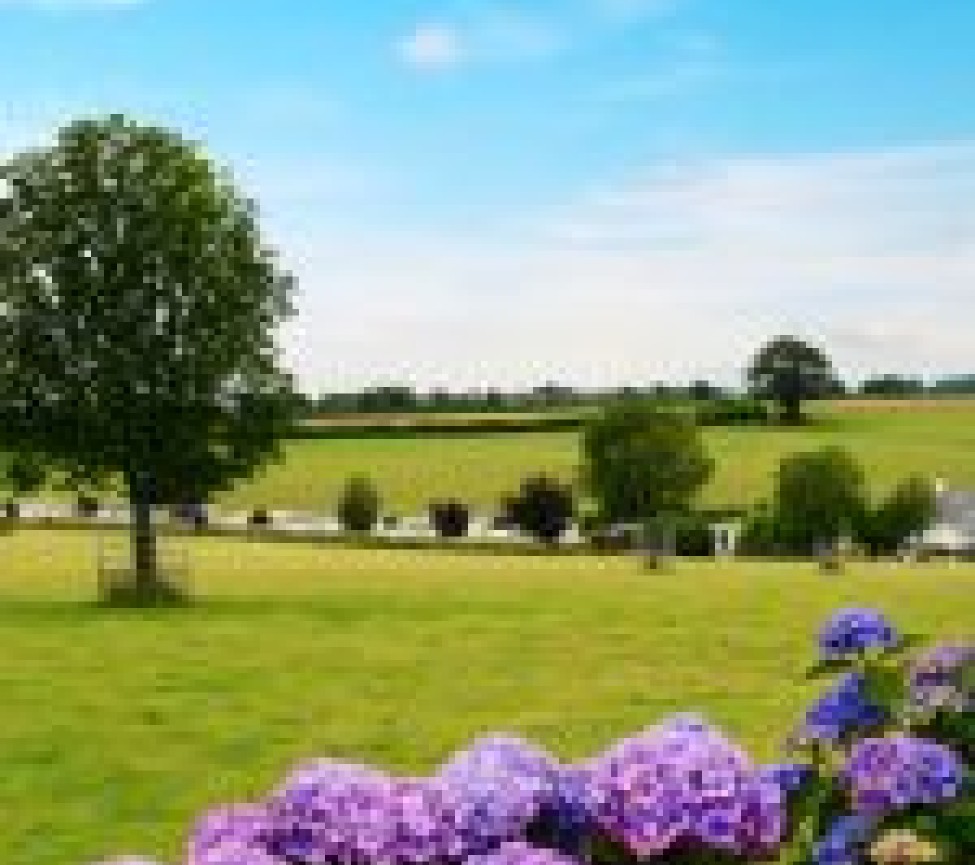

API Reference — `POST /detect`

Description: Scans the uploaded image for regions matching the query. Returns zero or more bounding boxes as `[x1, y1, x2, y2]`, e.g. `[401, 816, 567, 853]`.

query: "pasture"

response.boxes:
[219, 399, 975, 513]
[2, 528, 974, 864]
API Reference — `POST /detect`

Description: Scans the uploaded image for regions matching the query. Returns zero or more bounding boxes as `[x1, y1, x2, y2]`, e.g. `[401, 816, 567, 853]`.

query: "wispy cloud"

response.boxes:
[398, 10, 565, 71]
[285, 141, 975, 389]
[398, 22, 467, 70]
[396, 0, 682, 71]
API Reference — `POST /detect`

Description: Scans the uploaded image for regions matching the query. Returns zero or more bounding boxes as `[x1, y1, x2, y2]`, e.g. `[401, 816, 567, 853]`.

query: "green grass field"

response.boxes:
[218, 400, 975, 513]
[2, 528, 974, 865]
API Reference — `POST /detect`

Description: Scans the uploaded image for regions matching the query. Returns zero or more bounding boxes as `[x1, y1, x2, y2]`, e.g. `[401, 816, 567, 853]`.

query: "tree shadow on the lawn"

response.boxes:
[0, 594, 483, 625]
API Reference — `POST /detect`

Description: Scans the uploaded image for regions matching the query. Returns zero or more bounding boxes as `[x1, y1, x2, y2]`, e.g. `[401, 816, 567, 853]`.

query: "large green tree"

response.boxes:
[747, 335, 837, 424]
[582, 401, 713, 526]
[0, 115, 296, 603]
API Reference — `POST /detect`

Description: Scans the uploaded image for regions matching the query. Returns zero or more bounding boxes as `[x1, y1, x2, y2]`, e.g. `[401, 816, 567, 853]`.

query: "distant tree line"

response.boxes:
[300, 373, 975, 420]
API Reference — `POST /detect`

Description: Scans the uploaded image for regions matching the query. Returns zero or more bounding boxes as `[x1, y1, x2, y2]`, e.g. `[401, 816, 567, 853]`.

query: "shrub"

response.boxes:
[250, 507, 271, 528]
[771, 447, 867, 555]
[695, 397, 770, 427]
[503, 475, 575, 545]
[429, 500, 470, 539]
[860, 476, 938, 556]
[337, 475, 381, 533]
[738, 504, 783, 557]
[76, 494, 100, 518]
[671, 513, 716, 557]
[583, 402, 712, 526]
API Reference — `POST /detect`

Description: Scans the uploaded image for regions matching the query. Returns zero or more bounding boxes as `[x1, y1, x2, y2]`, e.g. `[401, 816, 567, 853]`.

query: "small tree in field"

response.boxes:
[0, 116, 296, 604]
[861, 475, 937, 556]
[582, 401, 712, 526]
[772, 447, 867, 556]
[337, 476, 381, 534]
[429, 500, 470, 539]
[2, 453, 45, 518]
[747, 336, 836, 424]
[503, 475, 574, 545]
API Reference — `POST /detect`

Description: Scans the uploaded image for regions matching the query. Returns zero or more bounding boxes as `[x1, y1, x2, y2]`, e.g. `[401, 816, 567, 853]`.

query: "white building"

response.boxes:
[916, 480, 975, 554]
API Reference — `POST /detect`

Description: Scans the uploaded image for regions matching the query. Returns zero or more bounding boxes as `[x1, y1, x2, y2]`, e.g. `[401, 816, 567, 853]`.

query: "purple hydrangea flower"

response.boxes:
[189, 842, 288, 865]
[438, 734, 561, 853]
[187, 804, 271, 864]
[263, 759, 396, 863]
[758, 762, 815, 795]
[797, 672, 886, 744]
[909, 642, 975, 714]
[267, 760, 479, 865]
[817, 609, 900, 662]
[812, 814, 875, 865]
[585, 716, 785, 858]
[533, 763, 595, 854]
[465, 841, 580, 865]
[841, 735, 964, 815]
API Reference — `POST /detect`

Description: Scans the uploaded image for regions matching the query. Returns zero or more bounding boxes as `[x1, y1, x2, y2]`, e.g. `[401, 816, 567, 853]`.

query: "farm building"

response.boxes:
[916, 480, 975, 555]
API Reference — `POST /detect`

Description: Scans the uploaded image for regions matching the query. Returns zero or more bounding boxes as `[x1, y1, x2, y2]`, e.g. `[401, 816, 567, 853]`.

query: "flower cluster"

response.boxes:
[840, 734, 964, 815]
[438, 735, 561, 854]
[908, 642, 975, 715]
[797, 672, 887, 744]
[263, 759, 474, 865]
[465, 842, 580, 865]
[585, 715, 785, 858]
[187, 805, 277, 865]
[812, 814, 875, 865]
[757, 762, 815, 795]
[91, 607, 974, 865]
[818, 608, 901, 662]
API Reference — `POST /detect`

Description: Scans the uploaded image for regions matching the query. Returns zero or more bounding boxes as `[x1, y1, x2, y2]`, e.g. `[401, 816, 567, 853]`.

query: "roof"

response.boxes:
[936, 490, 975, 529]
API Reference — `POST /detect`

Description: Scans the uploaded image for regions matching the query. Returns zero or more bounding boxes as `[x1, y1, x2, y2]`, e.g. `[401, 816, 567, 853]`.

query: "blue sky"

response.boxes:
[2, 0, 973, 390]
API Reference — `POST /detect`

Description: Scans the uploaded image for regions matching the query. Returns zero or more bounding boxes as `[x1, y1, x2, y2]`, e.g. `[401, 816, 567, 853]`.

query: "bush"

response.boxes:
[695, 397, 770, 426]
[76, 494, 99, 518]
[771, 447, 867, 556]
[503, 475, 575, 544]
[860, 476, 938, 556]
[582, 401, 713, 526]
[171, 501, 208, 528]
[337, 475, 381, 533]
[249, 507, 271, 528]
[671, 513, 716, 557]
[429, 500, 470, 539]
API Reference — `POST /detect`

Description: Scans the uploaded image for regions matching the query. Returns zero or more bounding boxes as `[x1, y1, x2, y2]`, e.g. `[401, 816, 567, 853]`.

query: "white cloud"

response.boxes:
[395, 0, 679, 71]
[282, 141, 975, 391]
[397, 11, 565, 71]
[398, 22, 467, 70]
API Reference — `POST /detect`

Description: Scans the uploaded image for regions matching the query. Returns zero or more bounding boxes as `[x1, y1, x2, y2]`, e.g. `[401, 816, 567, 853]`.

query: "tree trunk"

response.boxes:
[128, 471, 160, 603]
[782, 396, 804, 425]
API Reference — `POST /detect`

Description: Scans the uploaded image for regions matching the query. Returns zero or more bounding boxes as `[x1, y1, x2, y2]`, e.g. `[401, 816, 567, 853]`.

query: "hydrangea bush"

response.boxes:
[96, 609, 973, 865]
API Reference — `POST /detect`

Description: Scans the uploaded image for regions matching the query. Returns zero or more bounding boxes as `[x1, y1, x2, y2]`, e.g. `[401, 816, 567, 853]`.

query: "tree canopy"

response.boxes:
[582, 401, 713, 526]
[747, 336, 837, 424]
[0, 115, 296, 602]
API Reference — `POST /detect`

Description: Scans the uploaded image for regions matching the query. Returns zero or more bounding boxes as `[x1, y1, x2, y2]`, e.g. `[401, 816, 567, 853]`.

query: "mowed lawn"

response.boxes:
[2, 529, 974, 865]
[219, 399, 975, 513]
